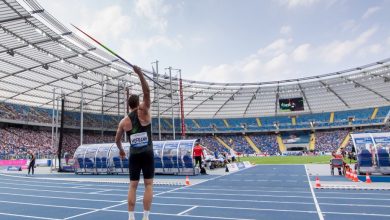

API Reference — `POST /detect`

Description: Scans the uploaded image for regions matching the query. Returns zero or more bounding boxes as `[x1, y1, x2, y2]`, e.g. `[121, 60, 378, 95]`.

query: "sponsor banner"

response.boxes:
[243, 161, 252, 168]
[0, 160, 27, 166]
[236, 162, 246, 170]
[226, 163, 239, 172]
[7, 166, 22, 171]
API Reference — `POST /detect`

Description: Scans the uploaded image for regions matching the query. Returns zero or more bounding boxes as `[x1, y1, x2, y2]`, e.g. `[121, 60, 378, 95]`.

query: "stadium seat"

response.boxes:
[163, 156, 173, 168]
[378, 149, 390, 167]
[358, 149, 373, 167]
[95, 157, 102, 169]
[77, 158, 85, 169]
[154, 156, 163, 168]
[84, 158, 94, 169]
[101, 157, 108, 168]
[183, 155, 193, 168]
[113, 157, 122, 168]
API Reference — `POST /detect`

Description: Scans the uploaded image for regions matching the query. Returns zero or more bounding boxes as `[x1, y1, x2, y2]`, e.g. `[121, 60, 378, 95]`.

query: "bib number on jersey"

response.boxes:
[130, 132, 149, 148]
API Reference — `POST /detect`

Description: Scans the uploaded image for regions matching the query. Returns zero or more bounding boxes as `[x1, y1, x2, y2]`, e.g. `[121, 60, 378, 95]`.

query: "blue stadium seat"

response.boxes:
[77, 158, 85, 169]
[101, 157, 108, 168]
[122, 158, 129, 168]
[358, 149, 373, 167]
[154, 156, 163, 168]
[163, 156, 173, 168]
[378, 149, 390, 167]
[183, 155, 193, 168]
[113, 157, 122, 168]
[95, 157, 102, 169]
[84, 158, 94, 169]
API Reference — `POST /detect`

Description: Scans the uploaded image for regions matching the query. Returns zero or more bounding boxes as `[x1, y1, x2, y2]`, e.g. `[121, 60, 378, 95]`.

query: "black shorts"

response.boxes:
[194, 156, 202, 166]
[129, 150, 155, 181]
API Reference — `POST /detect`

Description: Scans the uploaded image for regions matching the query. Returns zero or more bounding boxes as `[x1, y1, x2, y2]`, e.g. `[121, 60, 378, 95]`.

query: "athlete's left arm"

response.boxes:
[115, 119, 126, 159]
[133, 66, 150, 109]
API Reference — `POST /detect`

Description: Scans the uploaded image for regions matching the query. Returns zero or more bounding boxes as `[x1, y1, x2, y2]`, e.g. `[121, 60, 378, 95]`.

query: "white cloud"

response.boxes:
[192, 26, 381, 83]
[258, 38, 292, 56]
[120, 35, 182, 60]
[135, 0, 171, 32]
[387, 36, 390, 46]
[79, 5, 132, 42]
[357, 44, 382, 58]
[292, 44, 311, 62]
[320, 27, 377, 63]
[340, 19, 359, 32]
[277, 0, 320, 8]
[280, 25, 292, 35]
[362, 6, 381, 19]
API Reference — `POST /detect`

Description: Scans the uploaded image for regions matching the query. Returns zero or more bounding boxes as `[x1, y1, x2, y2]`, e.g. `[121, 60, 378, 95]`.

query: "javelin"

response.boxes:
[71, 24, 165, 89]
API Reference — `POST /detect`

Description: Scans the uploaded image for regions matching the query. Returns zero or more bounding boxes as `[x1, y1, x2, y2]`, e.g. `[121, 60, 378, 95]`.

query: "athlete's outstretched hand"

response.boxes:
[133, 65, 142, 76]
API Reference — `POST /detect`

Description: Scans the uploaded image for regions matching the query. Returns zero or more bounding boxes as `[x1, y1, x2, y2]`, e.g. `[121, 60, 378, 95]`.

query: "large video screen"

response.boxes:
[279, 97, 304, 112]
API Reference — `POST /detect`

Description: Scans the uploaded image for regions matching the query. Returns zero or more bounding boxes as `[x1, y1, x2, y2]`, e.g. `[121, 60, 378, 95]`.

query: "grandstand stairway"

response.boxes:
[338, 132, 351, 150]
[309, 133, 316, 151]
[223, 119, 230, 128]
[244, 135, 261, 153]
[256, 118, 262, 127]
[291, 116, 296, 126]
[329, 112, 335, 123]
[163, 118, 173, 129]
[192, 119, 201, 128]
[214, 136, 233, 151]
[276, 135, 286, 152]
[371, 107, 379, 119]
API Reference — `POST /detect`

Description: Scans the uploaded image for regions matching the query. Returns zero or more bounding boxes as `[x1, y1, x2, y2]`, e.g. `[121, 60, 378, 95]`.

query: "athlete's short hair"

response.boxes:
[128, 94, 139, 109]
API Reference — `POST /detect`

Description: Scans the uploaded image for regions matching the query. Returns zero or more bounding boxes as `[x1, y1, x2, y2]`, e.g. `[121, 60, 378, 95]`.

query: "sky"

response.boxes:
[35, 0, 390, 83]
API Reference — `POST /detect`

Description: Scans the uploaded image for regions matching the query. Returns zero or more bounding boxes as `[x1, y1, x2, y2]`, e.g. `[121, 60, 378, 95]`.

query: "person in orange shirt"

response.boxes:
[193, 142, 205, 168]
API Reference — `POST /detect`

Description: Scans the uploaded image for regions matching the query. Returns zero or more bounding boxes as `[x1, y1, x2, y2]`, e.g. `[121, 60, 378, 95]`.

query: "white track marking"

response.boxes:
[177, 205, 198, 215]
[304, 164, 324, 220]
[0, 212, 61, 220]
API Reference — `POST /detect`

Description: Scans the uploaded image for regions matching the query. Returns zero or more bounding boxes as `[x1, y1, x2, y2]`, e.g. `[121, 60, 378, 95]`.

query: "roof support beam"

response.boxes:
[213, 88, 243, 117]
[275, 84, 280, 116]
[243, 87, 261, 117]
[0, 38, 60, 54]
[157, 84, 194, 115]
[3, 62, 112, 103]
[344, 77, 390, 102]
[186, 87, 227, 117]
[297, 82, 312, 113]
[0, 15, 32, 24]
[319, 80, 350, 108]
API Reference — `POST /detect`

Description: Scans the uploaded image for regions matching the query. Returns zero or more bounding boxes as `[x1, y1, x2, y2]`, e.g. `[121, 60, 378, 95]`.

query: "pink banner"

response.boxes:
[0, 160, 27, 166]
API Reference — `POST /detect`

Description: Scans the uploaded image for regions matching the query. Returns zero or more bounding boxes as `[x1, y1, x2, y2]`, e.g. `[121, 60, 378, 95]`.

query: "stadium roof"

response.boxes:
[0, 0, 390, 119]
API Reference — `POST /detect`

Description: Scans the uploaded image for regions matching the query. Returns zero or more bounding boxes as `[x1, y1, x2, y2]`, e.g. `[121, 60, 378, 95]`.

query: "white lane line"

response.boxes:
[0, 200, 96, 211]
[318, 196, 390, 201]
[166, 191, 313, 199]
[320, 202, 390, 208]
[103, 209, 256, 220]
[0, 192, 121, 203]
[323, 211, 390, 217]
[149, 202, 317, 214]
[180, 187, 312, 194]
[305, 164, 324, 220]
[63, 210, 99, 220]
[65, 164, 256, 219]
[155, 195, 313, 204]
[177, 205, 198, 215]
[316, 191, 390, 196]
[0, 186, 124, 197]
[0, 212, 61, 220]
[88, 189, 112, 194]
[0, 175, 174, 189]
